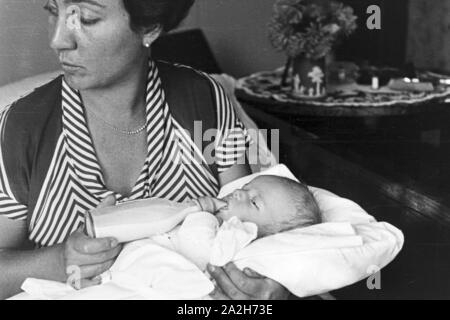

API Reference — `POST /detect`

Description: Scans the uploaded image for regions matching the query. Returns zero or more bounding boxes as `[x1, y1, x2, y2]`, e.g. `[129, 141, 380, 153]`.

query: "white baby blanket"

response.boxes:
[19, 240, 214, 300]
[16, 220, 365, 300]
[13, 164, 404, 300]
[173, 213, 258, 271]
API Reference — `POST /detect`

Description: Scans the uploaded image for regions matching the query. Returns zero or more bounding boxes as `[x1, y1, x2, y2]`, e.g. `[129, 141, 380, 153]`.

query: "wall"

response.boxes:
[406, 0, 450, 73]
[2, 0, 448, 87]
[0, 0, 284, 86]
[182, 0, 285, 77]
[0, 0, 59, 86]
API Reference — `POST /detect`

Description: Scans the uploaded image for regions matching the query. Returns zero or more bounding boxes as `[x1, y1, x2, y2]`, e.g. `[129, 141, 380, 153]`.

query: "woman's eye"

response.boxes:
[251, 200, 259, 209]
[78, 9, 101, 26]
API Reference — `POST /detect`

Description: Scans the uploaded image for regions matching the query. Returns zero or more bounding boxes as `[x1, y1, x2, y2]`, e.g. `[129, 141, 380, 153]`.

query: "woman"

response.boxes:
[0, 0, 288, 300]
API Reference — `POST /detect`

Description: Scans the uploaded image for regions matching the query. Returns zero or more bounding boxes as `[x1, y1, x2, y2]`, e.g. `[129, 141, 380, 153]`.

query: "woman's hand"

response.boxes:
[208, 263, 291, 300]
[58, 195, 122, 289]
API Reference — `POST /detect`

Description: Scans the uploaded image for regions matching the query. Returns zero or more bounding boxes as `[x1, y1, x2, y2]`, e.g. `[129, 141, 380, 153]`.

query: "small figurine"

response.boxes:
[308, 66, 324, 97]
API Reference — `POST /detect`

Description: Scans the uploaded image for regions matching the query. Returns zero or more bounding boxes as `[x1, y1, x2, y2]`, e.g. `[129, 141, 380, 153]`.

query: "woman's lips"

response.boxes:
[61, 62, 82, 73]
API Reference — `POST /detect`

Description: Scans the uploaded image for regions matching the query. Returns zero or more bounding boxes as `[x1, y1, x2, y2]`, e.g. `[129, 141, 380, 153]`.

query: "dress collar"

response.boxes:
[61, 60, 164, 202]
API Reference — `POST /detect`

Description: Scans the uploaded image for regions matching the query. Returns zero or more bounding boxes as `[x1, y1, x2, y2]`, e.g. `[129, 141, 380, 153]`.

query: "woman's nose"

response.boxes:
[49, 16, 77, 52]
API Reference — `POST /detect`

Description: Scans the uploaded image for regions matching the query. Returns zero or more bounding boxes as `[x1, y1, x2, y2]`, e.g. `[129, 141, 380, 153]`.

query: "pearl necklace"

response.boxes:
[85, 107, 146, 136]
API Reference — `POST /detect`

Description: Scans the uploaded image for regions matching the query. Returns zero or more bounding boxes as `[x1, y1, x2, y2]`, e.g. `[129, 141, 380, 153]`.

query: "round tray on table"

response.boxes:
[235, 68, 450, 117]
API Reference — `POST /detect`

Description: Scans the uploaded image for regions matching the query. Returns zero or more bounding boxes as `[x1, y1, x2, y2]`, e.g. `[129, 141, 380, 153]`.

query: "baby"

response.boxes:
[85, 175, 322, 243]
[195, 175, 322, 237]
[93, 175, 324, 289]
[152, 174, 323, 272]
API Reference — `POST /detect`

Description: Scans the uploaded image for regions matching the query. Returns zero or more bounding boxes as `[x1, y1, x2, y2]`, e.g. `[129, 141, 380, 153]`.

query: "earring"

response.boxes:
[143, 42, 150, 48]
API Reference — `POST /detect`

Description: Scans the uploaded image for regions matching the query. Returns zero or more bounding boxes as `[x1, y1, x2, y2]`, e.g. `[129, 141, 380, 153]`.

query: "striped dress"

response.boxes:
[0, 60, 250, 247]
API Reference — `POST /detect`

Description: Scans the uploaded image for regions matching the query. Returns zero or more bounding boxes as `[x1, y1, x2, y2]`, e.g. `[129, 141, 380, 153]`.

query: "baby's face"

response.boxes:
[217, 176, 295, 234]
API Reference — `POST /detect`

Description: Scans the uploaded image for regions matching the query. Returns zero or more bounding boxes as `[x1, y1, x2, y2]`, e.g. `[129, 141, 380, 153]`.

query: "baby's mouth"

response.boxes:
[218, 203, 228, 213]
[218, 197, 230, 213]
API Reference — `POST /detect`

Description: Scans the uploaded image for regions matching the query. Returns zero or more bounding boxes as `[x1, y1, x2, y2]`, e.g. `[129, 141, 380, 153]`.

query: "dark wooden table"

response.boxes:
[240, 97, 450, 299]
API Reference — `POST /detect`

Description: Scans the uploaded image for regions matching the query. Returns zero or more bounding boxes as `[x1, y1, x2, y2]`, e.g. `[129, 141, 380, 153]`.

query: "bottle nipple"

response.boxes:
[196, 197, 227, 213]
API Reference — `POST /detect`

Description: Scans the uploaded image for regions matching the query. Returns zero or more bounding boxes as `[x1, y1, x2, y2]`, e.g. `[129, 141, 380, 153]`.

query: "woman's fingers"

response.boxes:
[224, 263, 290, 300]
[223, 263, 264, 295]
[80, 277, 102, 290]
[207, 264, 250, 300]
[210, 286, 231, 300]
[96, 195, 117, 209]
[79, 259, 116, 280]
[209, 263, 289, 300]
[64, 245, 121, 288]
[85, 237, 119, 254]
[81, 244, 123, 265]
[61, 226, 122, 289]
[67, 275, 102, 290]
[67, 245, 122, 274]
[74, 235, 119, 254]
[243, 267, 264, 278]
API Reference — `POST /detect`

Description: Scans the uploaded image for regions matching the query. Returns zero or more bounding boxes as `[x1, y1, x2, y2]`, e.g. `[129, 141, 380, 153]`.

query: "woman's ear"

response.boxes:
[142, 25, 163, 48]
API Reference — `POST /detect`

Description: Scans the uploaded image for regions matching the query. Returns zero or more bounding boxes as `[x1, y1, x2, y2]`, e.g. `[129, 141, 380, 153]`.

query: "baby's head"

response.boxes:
[217, 175, 321, 237]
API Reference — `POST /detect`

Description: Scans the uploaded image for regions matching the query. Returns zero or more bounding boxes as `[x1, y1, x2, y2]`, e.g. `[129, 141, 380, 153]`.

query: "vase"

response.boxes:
[292, 56, 327, 98]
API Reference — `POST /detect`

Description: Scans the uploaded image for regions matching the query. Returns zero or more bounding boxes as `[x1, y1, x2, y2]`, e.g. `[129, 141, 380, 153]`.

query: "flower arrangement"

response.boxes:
[268, 0, 358, 60]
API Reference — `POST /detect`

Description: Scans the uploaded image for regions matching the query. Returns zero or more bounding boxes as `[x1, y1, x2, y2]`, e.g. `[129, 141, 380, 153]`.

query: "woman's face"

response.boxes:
[45, 0, 148, 90]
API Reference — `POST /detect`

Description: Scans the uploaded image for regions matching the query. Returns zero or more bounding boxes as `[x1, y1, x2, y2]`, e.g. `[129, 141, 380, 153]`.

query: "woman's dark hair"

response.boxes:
[123, 0, 196, 33]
